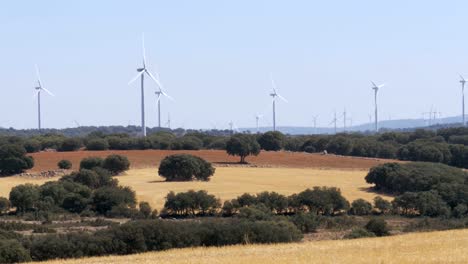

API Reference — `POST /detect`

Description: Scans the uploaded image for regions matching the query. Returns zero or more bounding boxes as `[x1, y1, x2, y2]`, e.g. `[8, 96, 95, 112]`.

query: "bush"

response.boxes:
[58, 138, 82, 152]
[158, 154, 215, 182]
[80, 157, 104, 170]
[344, 227, 376, 239]
[257, 131, 285, 151]
[349, 199, 372, 215]
[0, 239, 31, 263]
[139, 202, 153, 219]
[290, 212, 320, 233]
[9, 184, 40, 213]
[294, 187, 350, 215]
[92, 186, 137, 215]
[85, 138, 109, 151]
[392, 191, 450, 217]
[23, 139, 42, 153]
[102, 154, 130, 175]
[0, 144, 34, 176]
[226, 134, 260, 163]
[57, 159, 72, 170]
[365, 218, 390, 236]
[0, 197, 10, 214]
[373, 196, 392, 214]
[237, 204, 273, 221]
[163, 190, 220, 216]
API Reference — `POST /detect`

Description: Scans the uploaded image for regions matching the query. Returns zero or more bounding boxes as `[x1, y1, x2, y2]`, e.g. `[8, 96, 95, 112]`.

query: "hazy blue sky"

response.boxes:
[1, 0, 468, 130]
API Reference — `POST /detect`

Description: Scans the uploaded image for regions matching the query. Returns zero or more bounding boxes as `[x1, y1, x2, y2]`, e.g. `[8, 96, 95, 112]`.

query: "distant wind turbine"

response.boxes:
[269, 74, 288, 131]
[371, 81, 385, 132]
[460, 75, 466, 126]
[255, 114, 263, 133]
[312, 115, 318, 134]
[128, 33, 163, 137]
[34, 65, 54, 131]
[329, 111, 338, 134]
[153, 70, 174, 128]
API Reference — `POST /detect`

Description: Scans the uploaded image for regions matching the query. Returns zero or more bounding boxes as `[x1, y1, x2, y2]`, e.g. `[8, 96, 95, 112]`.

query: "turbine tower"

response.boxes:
[371, 81, 385, 132]
[128, 34, 163, 137]
[269, 74, 288, 131]
[255, 114, 263, 133]
[329, 111, 338, 134]
[34, 65, 54, 131]
[460, 75, 466, 126]
[153, 71, 174, 129]
[312, 115, 318, 134]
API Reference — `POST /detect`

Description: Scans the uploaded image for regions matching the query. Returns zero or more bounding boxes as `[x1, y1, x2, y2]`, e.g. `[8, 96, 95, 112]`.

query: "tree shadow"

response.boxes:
[358, 187, 395, 197]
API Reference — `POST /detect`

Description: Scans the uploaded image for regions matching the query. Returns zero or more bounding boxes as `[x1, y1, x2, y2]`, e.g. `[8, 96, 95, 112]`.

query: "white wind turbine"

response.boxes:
[153, 71, 174, 128]
[371, 81, 385, 132]
[269, 74, 288, 131]
[255, 114, 263, 133]
[459, 75, 466, 126]
[34, 65, 54, 131]
[128, 34, 163, 137]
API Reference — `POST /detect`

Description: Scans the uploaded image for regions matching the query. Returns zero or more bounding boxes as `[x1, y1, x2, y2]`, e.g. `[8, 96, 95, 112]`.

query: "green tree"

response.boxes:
[365, 218, 390, 236]
[158, 154, 215, 181]
[0, 144, 34, 176]
[79, 157, 104, 170]
[102, 154, 130, 175]
[349, 199, 372, 215]
[226, 134, 260, 163]
[9, 184, 40, 213]
[257, 131, 285, 151]
[57, 159, 72, 169]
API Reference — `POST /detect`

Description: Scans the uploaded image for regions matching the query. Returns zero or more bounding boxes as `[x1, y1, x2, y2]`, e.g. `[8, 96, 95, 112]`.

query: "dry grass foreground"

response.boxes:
[28, 149, 398, 172]
[118, 167, 389, 209]
[37, 228, 468, 264]
[0, 167, 388, 209]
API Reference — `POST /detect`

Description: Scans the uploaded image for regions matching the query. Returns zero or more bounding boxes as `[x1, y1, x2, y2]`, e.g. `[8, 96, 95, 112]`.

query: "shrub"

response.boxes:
[237, 204, 273, 221]
[58, 138, 82, 152]
[9, 184, 40, 213]
[0, 239, 31, 263]
[92, 186, 137, 215]
[226, 134, 260, 163]
[0, 197, 10, 214]
[373, 196, 392, 214]
[163, 190, 220, 216]
[290, 212, 320, 233]
[365, 218, 390, 236]
[85, 138, 109, 151]
[80, 157, 104, 170]
[393, 191, 450, 217]
[102, 154, 130, 175]
[349, 199, 372, 215]
[23, 139, 42, 153]
[139, 202, 153, 219]
[344, 227, 376, 239]
[0, 144, 34, 176]
[257, 131, 285, 151]
[57, 159, 72, 169]
[158, 154, 215, 182]
[294, 187, 350, 215]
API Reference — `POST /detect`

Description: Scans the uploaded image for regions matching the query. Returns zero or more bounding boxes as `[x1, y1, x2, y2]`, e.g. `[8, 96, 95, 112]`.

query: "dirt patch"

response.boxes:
[29, 150, 399, 172]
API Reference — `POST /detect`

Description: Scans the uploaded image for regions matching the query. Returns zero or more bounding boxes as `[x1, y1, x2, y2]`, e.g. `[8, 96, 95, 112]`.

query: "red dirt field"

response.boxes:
[29, 150, 399, 172]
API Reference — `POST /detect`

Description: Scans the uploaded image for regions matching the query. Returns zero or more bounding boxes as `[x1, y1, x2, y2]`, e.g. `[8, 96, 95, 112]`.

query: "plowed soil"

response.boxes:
[29, 150, 398, 172]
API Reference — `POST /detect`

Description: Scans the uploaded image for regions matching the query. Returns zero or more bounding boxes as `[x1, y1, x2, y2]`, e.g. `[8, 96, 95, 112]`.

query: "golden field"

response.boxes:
[117, 167, 389, 209]
[0, 167, 389, 208]
[37, 228, 468, 264]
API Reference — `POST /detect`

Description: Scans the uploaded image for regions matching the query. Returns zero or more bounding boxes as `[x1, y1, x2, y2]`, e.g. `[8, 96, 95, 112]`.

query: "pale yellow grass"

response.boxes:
[0, 176, 50, 198]
[38, 228, 468, 264]
[118, 167, 389, 210]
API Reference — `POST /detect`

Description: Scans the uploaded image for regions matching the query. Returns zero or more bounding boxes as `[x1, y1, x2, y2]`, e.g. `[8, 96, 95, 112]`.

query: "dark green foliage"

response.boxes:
[294, 187, 350, 215]
[58, 138, 82, 152]
[0, 144, 34, 176]
[163, 190, 220, 216]
[365, 162, 467, 193]
[392, 191, 450, 217]
[158, 154, 215, 181]
[257, 131, 285, 151]
[102, 154, 130, 175]
[23, 139, 42, 153]
[79, 157, 104, 170]
[226, 134, 260, 163]
[0, 239, 31, 263]
[92, 186, 137, 215]
[237, 204, 273, 221]
[344, 227, 376, 239]
[364, 218, 390, 236]
[139, 202, 153, 219]
[66, 169, 116, 189]
[326, 136, 353, 155]
[373, 196, 392, 214]
[9, 184, 40, 213]
[0, 197, 10, 214]
[57, 159, 72, 169]
[290, 212, 320, 233]
[85, 138, 109, 151]
[349, 199, 372, 215]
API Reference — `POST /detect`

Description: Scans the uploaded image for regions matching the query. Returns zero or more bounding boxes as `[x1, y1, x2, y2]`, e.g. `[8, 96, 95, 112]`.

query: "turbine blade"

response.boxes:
[371, 81, 377, 88]
[270, 73, 277, 93]
[128, 71, 145, 85]
[41, 87, 55, 96]
[161, 90, 175, 101]
[146, 70, 164, 89]
[35, 64, 43, 88]
[378, 83, 385, 88]
[142, 33, 147, 68]
[277, 94, 288, 103]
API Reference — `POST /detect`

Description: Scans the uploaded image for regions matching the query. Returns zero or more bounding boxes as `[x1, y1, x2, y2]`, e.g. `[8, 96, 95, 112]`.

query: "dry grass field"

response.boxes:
[118, 167, 390, 209]
[37, 228, 468, 264]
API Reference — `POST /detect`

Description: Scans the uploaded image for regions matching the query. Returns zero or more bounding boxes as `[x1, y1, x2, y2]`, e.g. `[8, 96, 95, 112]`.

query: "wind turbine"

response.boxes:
[166, 113, 171, 129]
[329, 111, 338, 134]
[128, 34, 163, 137]
[269, 74, 288, 131]
[34, 65, 54, 131]
[312, 115, 318, 134]
[255, 114, 263, 133]
[371, 81, 385, 132]
[153, 70, 174, 129]
[460, 75, 466, 126]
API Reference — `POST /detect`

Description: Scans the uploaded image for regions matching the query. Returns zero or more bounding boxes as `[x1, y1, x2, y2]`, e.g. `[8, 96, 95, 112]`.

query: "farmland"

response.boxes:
[38, 228, 468, 264]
